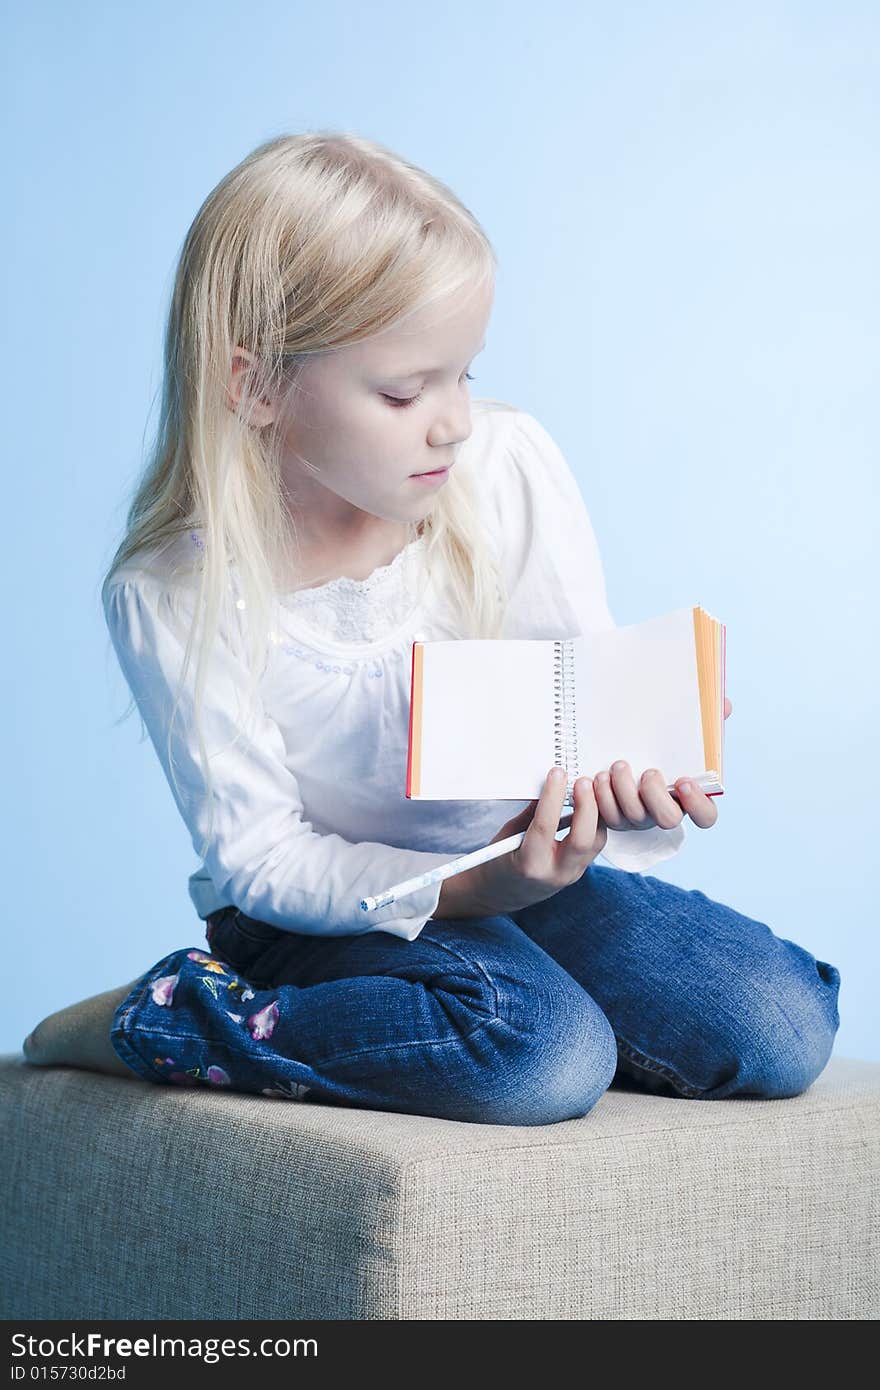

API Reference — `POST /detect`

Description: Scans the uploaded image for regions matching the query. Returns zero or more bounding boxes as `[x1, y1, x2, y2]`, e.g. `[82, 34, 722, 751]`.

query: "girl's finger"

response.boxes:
[674, 779, 719, 830]
[608, 760, 653, 828]
[529, 767, 567, 842]
[592, 769, 628, 830]
[560, 776, 598, 858]
[638, 768, 684, 829]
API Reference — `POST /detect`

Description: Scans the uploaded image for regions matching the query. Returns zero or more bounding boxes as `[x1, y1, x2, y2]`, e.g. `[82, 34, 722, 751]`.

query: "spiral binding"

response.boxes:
[552, 639, 580, 805]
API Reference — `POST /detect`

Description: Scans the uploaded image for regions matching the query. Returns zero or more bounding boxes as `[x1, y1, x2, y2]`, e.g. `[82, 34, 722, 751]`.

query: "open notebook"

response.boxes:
[406, 605, 726, 804]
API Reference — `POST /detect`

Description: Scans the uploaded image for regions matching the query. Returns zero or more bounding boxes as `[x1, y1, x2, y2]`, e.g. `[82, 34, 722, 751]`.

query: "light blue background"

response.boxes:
[4, 2, 877, 1060]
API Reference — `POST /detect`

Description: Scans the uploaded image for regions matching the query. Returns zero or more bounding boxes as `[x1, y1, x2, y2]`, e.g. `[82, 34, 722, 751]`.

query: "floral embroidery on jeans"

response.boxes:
[247, 1000, 280, 1040]
[152, 1057, 231, 1087]
[187, 949, 228, 974]
[151, 974, 179, 1006]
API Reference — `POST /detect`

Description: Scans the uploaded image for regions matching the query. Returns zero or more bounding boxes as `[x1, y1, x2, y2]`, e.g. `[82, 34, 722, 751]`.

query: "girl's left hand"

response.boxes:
[594, 697, 733, 833]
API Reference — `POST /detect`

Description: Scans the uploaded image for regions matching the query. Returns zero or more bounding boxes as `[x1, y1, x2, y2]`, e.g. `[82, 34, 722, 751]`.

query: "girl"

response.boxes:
[23, 131, 840, 1125]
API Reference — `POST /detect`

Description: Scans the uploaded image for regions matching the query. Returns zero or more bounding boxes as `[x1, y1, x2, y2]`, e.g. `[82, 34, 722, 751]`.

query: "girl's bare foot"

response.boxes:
[22, 982, 142, 1079]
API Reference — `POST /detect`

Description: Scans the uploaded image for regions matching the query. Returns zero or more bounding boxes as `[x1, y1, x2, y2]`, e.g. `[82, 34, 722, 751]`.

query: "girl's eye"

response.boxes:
[383, 372, 475, 409]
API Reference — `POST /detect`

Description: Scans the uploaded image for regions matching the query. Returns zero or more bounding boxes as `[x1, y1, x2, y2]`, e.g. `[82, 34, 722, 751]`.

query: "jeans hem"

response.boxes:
[109, 957, 186, 1084]
[615, 1037, 705, 1099]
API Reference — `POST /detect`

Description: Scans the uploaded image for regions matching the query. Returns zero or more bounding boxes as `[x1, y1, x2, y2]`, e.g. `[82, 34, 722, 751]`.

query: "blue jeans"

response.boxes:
[109, 864, 841, 1126]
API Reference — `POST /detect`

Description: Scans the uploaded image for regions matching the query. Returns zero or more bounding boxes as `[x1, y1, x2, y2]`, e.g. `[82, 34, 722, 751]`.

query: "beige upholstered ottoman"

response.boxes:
[1, 1053, 877, 1320]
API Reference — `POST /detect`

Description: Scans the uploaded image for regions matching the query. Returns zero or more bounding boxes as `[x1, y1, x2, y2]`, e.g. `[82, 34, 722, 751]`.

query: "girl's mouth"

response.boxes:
[410, 467, 450, 484]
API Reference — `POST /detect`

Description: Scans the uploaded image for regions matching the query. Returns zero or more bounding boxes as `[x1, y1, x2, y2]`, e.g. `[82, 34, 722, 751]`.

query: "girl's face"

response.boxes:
[260, 279, 494, 541]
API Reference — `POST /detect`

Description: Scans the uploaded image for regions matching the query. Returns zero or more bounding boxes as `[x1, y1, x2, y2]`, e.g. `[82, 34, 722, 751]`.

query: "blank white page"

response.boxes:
[573, 608, 706, 784]
[415, 639, 557, 798]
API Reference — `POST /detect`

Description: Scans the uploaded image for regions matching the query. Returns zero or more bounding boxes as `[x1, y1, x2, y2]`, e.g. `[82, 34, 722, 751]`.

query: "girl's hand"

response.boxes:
[595, 697, 733, 834]
[490, 766, 608, 910]
[460, 767, 607, 917]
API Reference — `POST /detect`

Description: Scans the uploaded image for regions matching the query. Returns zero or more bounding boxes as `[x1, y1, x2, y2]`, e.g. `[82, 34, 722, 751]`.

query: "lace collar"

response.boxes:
[276, 534, 428, 643]
[188, 528, 428, 645]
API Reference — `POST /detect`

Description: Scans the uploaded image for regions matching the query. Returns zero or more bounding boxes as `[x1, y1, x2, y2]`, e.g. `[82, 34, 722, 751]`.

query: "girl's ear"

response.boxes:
[225, 347, 277, 428]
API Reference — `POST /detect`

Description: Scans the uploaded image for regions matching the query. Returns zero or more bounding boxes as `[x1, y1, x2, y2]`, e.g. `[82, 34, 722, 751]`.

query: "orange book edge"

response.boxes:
[693, 605, 725, 797]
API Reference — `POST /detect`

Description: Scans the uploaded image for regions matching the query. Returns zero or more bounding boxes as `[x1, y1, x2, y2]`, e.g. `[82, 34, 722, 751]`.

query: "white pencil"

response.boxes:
[360, 804, 575, 913]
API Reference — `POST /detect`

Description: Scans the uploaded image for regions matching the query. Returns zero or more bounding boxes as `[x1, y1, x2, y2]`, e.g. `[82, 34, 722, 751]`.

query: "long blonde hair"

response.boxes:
[102, 130, 510, 859]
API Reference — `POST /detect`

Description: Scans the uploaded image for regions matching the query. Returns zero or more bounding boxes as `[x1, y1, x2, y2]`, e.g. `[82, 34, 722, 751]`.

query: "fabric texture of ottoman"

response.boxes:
[1, 1053, 877, 1320]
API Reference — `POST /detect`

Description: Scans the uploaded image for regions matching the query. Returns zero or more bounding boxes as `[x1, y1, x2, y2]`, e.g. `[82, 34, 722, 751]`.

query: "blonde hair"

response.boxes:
[102, 129, 510, 859]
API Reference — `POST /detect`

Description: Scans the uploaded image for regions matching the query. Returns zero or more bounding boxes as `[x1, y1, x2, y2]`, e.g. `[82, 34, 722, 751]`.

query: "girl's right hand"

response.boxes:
[437, 767, 606, 919]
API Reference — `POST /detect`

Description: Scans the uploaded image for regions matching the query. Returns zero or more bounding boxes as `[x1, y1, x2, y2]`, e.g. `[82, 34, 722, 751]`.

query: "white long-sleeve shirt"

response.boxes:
[103, 401, 686, 942]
